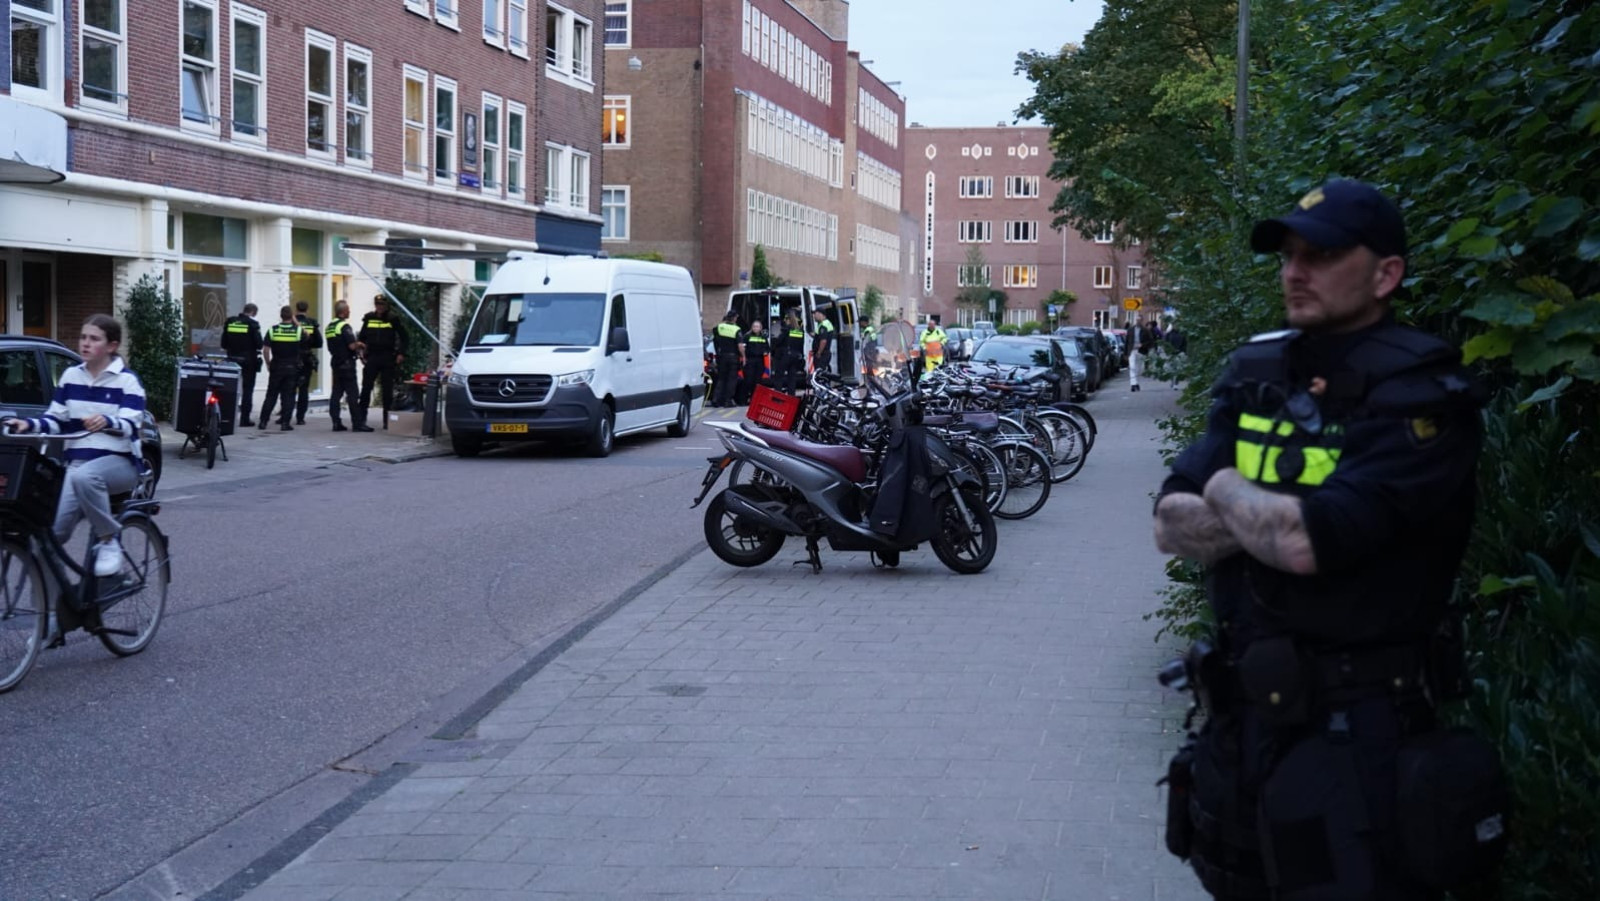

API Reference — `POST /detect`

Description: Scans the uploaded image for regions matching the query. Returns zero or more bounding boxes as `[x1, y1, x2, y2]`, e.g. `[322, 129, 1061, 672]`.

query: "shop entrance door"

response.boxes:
[20, 259, 54, 338]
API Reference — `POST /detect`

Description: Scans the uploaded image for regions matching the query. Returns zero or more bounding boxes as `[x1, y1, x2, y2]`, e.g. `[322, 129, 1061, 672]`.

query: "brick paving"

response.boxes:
[235, 374, 1207, 901]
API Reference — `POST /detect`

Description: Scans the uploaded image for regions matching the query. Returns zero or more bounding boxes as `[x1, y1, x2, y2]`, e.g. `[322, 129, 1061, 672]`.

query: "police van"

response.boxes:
[444, 256, 704, 457]
[724, 286, 860, 380]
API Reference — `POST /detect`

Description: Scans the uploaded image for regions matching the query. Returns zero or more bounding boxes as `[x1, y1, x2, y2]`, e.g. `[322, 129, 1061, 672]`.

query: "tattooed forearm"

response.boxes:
[1154, 492, 1244, 565]
[1202, 468, 1318, 575]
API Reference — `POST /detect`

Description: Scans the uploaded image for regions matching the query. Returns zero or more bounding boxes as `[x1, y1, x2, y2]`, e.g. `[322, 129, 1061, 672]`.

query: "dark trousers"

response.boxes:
[259, 366, 299, 426]
[294, 356, 315, 421]
[737, 355, 765, 405]
[776, 355, 805, 394]
[230, 357, 258, 420]
[360, 361, 398, 428]
[712, 354, 739, 406]
[328, 364, 361, 426]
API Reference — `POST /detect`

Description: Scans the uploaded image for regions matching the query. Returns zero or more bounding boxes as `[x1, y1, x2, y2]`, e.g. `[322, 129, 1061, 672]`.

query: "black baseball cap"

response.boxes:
[1250, 179, 1408, 260]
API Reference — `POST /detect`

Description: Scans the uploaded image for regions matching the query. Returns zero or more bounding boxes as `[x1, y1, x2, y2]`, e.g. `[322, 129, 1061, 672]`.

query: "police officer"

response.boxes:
[292, 300, 322, 425]
[710, 311, 742, 408]
[1153, 181, 1489, 900]
[359, 295, 409, 430]
[324, 300, 373, 432]
[220, 302, 263, 426]
[257, 305, 304, 431]
[736, 318, 768, 406]
[775, 311, 807, 394]
[810, 308, 835, 375]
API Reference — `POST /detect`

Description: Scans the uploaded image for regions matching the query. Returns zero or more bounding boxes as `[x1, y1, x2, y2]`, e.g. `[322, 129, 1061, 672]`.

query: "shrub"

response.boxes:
[121, 274, 185, 421]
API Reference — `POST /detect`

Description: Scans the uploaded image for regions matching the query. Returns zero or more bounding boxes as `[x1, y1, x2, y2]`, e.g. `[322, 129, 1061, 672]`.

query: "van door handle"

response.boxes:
[626, 355, 633, 362]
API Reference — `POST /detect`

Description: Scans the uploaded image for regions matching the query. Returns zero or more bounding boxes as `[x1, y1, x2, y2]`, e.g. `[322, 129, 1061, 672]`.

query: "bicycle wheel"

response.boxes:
[1033, 409, 1090, 483]
[1051, 402, 1098, 452]
[97, 516, 169, 657]
[949, 440, 1006, 513]
[205, 404, 220, 469]
[993, 441, 1052, 520]
[0, 539, 47, 693]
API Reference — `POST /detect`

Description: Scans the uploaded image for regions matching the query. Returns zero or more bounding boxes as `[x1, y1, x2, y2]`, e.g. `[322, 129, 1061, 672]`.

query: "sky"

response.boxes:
[844, 0, 1106, 128]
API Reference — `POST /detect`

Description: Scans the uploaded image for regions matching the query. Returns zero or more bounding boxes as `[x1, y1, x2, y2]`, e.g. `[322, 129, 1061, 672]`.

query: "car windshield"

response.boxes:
[1058, 340, 1083, 359]
[467, 293, 607, 347]
[973, 340, 1052, 368]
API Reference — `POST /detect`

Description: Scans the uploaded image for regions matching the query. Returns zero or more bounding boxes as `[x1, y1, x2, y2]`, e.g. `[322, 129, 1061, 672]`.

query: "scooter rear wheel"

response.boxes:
[704, 490, 785, 567]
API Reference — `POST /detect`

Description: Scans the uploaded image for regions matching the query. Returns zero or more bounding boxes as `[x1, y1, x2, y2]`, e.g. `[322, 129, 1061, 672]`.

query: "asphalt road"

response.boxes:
[0, 424, 727, 900]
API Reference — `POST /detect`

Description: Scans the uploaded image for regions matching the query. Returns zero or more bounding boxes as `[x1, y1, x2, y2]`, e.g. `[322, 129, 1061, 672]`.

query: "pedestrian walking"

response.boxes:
[710, 311, 742, 408]
[358, 295, 409, 430]
[1128, 318, 1145, 392]
[220, 303, 263, 427]
[737, 318, 768, 405]
[324, 300, 373, 432]
[257, 306, 303, 431]
[1152, 179, 1504, 900]
[810, 308, 835, 375]
[292, 300, 321, 425]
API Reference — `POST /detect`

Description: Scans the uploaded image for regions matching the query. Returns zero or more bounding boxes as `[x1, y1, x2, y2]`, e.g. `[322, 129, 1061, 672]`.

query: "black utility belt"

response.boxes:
[1233, 636, 1427, 726]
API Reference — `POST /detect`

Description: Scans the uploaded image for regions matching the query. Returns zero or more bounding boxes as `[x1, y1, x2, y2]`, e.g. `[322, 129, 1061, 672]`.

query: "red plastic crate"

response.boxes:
[746, 383, 800, 430]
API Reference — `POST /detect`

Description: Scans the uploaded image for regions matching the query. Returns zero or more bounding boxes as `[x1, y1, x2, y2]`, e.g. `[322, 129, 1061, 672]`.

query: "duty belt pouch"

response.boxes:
[1395, 727, 1510, 890]
[1158, 737, 1197, 859]
[1238, 636, 1312, 726]
[1258, 732, 1377, 898]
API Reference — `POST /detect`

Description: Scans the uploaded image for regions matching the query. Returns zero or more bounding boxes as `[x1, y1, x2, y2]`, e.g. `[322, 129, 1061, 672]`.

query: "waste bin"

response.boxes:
[174, 357, 241, 435]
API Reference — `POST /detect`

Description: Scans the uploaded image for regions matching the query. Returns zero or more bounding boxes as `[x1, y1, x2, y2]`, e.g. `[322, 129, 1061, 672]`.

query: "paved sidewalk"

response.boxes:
[233, 375, 1205, 901]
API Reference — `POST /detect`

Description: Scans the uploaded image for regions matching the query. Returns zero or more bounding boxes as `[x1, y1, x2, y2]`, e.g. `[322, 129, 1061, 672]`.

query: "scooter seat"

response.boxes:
[745, 425, 867, 483]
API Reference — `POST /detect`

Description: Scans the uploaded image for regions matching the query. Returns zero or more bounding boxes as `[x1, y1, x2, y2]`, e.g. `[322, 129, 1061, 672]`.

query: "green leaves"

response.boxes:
[1531, 196, 1584, 237]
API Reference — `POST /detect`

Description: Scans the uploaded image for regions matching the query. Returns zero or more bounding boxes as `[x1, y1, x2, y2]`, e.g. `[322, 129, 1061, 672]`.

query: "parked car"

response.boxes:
[1049, 336, 1095, 401]
[0, 335, 164, 485]
[968, 335, 1075, 403]
[945, 327, 976, 362]
[1056, 326, 1118, 378]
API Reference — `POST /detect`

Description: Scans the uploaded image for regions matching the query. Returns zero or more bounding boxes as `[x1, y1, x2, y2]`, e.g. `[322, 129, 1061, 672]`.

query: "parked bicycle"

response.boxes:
[175, 355, 240, 470]
[0, 429, 170, 693]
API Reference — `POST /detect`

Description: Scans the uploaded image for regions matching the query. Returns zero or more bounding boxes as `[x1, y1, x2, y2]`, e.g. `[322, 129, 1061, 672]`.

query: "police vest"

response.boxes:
[362, 315, 400, 358]
[326, 318, 355, 367]
[713, 321, 741, 355]
[922, 327, 947, 360]
[267, 322, 303, 368]
[221, 317, 257, 357]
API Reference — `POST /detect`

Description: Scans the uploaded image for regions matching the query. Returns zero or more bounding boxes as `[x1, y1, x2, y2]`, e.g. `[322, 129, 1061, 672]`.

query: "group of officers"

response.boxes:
[219, 295, 410, 432]
[708, 307, 836, 407]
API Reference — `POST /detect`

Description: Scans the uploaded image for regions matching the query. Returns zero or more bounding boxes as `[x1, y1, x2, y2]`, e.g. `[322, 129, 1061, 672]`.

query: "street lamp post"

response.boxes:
[1236, 0, 1249, 175]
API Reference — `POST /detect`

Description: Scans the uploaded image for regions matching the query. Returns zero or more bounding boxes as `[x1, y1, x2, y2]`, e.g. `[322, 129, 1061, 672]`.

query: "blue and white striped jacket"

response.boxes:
[28, 356, 146, 463]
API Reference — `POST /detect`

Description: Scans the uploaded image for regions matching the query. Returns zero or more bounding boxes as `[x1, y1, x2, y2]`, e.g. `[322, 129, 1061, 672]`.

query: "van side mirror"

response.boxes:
[608, 326, 630, 354]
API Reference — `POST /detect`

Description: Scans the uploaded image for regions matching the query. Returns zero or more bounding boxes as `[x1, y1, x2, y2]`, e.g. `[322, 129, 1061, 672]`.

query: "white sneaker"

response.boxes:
[94, 538, 125, 577]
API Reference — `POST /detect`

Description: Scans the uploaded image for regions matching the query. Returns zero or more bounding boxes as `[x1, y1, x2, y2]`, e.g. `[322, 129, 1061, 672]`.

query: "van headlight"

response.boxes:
[446, 369, 469, 388]
[557, 369, 595, 387]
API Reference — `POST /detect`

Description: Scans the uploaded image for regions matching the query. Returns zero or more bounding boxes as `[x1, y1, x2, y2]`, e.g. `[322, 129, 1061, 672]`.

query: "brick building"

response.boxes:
[910, 125, 1150, 330]
[1, 0, 602, 406]
[599, 0, 919, 326]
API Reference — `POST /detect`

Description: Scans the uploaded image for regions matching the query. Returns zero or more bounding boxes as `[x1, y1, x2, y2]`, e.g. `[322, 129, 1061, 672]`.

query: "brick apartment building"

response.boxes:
[1, 0, 602, 406]
[911, 125, 1150, 330]
[598, 0, 920, 327]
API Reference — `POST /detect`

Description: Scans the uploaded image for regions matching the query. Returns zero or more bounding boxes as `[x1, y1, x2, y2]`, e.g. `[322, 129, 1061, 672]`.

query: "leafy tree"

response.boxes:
[957, 246, 991, 309]
[122, 275, 186, 421]
[860, 284, 885, 326]
[750, 245, 785, 289]
[1045, 289, 1077, 322]
[988, 289, 1009, 323]
[385, 273, 439, 379]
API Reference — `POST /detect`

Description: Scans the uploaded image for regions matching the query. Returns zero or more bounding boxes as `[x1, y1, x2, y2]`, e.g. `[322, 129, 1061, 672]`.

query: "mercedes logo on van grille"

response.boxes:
[498, 378, 518, 397]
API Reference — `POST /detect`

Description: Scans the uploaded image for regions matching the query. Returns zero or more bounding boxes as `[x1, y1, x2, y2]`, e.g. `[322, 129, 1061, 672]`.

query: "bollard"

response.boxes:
[421, 371, 441, 438]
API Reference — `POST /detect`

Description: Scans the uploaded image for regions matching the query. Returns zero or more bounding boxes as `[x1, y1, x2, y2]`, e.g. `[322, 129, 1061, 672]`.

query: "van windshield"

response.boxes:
[467, 293, 607, 347]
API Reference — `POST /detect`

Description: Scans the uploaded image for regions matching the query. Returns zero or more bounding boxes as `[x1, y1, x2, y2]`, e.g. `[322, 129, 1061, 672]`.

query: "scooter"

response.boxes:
[690, 392, 997, 574]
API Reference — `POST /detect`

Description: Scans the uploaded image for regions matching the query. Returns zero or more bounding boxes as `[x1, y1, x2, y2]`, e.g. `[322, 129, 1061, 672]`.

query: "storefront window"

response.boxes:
[183, 212, 247, 259]
[182, 261, 247, 354]
[292, 227, 322, 267]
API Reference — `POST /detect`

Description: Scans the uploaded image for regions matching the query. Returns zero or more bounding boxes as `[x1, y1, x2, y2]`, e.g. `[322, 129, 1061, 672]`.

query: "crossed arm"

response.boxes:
[1153, 468, 1318, 575]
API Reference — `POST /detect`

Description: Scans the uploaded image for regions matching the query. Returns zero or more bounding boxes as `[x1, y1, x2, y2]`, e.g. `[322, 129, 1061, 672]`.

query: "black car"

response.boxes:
[1056, 326, 1118, 379]
[968, 335, 1075, 402]
[0, 335, 163, 484]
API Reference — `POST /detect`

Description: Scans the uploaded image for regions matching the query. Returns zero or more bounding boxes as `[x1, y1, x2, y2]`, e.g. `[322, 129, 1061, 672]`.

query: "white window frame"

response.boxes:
[1094, 225, 1114, 244]
[959, 176, 993, 199]
[569, 149, 590, 209]
[601, 185, 630, 241]
[228, 3, 266, 143]
[480, 92, 503, 192]
[483, 0, 504, 47]
[507, 0, 529, 57]
[546, 3, 594, 86]
[1126, 265, 1143, 290]
[342, 43, 372, 168]
[304, 29, 337, 159]
[402, 65, 430, 181]
[742, 1, 751, 55]
[958, 265, 991, 288]
[405, 0, 428, 16]
[1093, 265, 1114, 289]
[10, 0, 63, 104]
[1004, 175, 1040, 198]
[957, 221, 991, 244]
[434, 0, 458, 29]
[1003, 265, 1037, 288]
[604, 1, 630, 47]
[506, 100, 527, 198]
[1004, 221, 1038, 243]
[180, 0, 220, 133]
[80, 0, 128, 112]
[602, 95, 630, 147]
[434, 75, 458, 182]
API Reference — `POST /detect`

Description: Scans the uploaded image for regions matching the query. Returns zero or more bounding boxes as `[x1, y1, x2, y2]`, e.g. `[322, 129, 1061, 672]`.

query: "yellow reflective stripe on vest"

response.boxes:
[1238, 413, 1294, 437]
[325, 318, 347, 339]
[1234, 412, 1341, 486]
[225, 321, 250, 333]
[366, 320, 393, 329]
[715, 322, 740, 338]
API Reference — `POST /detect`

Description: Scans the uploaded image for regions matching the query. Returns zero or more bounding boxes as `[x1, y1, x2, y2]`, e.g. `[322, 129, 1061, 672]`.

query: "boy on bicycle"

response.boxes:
[4, 315, 147, 577]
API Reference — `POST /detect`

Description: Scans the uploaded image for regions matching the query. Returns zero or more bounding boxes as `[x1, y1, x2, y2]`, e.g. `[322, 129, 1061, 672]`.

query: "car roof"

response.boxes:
[0, 335, 72, 351]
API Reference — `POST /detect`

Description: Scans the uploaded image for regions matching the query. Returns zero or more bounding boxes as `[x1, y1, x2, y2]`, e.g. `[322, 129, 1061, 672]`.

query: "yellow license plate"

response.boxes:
[487, 423, 528, 434]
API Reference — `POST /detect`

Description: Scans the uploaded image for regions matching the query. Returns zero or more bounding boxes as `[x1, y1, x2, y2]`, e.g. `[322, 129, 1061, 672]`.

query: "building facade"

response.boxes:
[598, 0, 919, 327]
[1, 0, 602, 405]
[910, 125, 1150, 329]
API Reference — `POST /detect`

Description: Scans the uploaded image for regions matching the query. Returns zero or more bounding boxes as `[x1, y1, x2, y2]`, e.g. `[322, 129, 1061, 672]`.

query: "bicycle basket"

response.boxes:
[0, 443, 66, 529]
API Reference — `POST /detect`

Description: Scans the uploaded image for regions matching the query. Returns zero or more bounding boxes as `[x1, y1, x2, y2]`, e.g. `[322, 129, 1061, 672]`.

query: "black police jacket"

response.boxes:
[265, 322, 305, 373]
[220, 315, 262, 359]
[1161, 318, 1485, 651]
[325, 318, 359, 369]
[359, 313, 407, 364]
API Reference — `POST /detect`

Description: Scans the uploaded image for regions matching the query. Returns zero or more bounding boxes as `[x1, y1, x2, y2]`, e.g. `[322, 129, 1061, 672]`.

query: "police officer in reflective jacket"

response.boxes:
[325, 300, 373, 432]
[710, 311, 742, 408]
[359, 295, 409, 429]
[1153, 181, 1496, 900]
[220, 303, 263, 427]
[257, 305, 304, 431]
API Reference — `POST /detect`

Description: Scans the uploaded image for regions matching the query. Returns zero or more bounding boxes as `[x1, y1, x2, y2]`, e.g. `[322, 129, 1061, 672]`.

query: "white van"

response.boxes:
[444, 256, 704, 457]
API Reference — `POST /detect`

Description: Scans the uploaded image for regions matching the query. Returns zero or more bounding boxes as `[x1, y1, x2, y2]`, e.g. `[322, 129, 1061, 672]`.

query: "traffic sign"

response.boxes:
[1122, 297, 1143, 311]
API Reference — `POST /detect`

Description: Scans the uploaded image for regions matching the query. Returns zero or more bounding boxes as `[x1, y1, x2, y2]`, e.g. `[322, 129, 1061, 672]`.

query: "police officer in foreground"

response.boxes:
[292, 300, 321, 425]
[1153, 180, 1501, 899]
[324, 300, 373, 432]
[774, 311, 807, 394]
[359, 295, 409, 430]
[220, 303, 263, 426]
[257, 305, 304, 431]
[810, 308, 835, 375]
[709, 311, 742, 408]
[736, 318, 768, 406]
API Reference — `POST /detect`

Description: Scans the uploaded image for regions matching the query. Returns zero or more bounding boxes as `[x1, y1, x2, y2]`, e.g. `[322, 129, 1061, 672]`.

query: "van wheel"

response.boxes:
[452, 433, 483, 457]
[666, 392, 693, 437]
[586, 406, 615, 457]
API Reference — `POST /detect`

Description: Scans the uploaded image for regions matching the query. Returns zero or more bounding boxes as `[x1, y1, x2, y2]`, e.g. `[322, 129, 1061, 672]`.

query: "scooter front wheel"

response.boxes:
[930, 488, 997, 574]
[704, 490, 786, 567]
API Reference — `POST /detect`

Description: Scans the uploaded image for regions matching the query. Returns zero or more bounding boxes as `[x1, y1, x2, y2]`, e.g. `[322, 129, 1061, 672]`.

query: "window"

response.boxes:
[434, 76, 457, 180]
[180, 0, 219, 129]
[1004, 175, 1040, 198]
[483, 0, 503, 45]
[569, 150, 591, 208]
[403, 66, 428, 179]
[1094, 225, 1114, 243]
[601, 186, 629, 240]
[343, 44, 372, 165]
[435, 0, 458, 29]
[1002, 265, 1037, 288]
[10, 0, 62, 101]
[305, 30, 336, 156]
[957, 221, 991, 243]
[1093, 265, 1113, 288]
[958, 264, 991, 288]
[81, 0, 127, 109]
[545, 4, 593, 83]
[506, 101, 526, 197]
[230, 4, 265, 140]
[572, 18, 592, 80]
[481, 93, 502, 190]
[958, 176, 993, 199]
[742, 1, 751, 55]
[1004, 221, 1038, 243]
[507, 0, 528, 56]
[602, 95, 629, 146]
[604, 1, 629, 46]
[404, 0, 427, 15]
[1126, 265, 1142, 290]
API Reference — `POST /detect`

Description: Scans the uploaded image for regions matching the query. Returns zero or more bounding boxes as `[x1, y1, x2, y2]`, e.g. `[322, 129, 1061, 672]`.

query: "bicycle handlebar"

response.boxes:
[1, 426, 127, 440]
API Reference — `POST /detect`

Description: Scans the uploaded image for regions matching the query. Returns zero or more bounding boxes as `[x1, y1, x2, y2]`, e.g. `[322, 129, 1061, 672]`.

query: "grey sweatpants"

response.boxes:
[53, 455, 138, 544]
